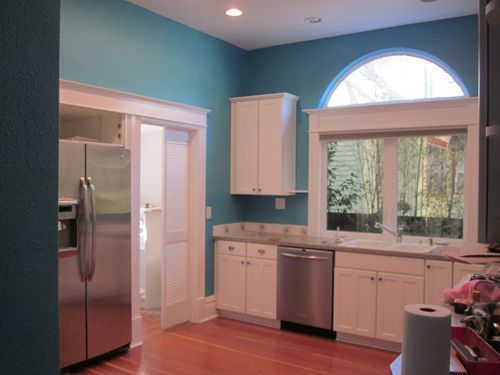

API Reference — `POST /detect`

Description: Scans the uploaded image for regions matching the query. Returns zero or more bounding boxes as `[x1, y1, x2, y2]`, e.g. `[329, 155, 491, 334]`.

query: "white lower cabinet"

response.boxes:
[424, 260, 452, 305]
[217, 254, 246, 313]
[216, 241, 277, 320]
[334, 268, 377, 337]
[246, 258, 277, 319]
[334, 252, 425, 343]
[453, 262, 484, 285]
[376, 272, 424, 342]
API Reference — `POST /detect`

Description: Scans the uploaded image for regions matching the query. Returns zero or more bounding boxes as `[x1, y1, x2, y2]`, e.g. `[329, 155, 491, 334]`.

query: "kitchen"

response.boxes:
[2, 0, 500, 374]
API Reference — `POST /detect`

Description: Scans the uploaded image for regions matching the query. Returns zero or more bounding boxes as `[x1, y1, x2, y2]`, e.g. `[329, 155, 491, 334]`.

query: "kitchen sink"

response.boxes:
[341, 240, 396, 250]
[389, 243, 436, 253]
[341, 240, 436, 253]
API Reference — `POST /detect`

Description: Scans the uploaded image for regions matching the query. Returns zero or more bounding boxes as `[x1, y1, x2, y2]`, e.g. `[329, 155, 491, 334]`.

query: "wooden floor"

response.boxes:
[69, 313, 396, 374]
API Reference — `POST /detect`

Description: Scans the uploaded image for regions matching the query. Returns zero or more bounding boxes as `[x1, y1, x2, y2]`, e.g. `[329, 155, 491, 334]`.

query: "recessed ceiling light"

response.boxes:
[304, 16, 322, 24]
[225, 8, 243, 17]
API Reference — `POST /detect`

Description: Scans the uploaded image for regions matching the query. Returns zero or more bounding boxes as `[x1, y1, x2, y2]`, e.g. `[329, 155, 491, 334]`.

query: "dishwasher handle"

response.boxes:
[280, 252, 330, 260]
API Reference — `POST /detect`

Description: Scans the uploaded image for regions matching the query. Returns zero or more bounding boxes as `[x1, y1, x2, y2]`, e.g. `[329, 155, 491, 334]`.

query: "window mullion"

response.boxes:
[383, 139, 398, 232]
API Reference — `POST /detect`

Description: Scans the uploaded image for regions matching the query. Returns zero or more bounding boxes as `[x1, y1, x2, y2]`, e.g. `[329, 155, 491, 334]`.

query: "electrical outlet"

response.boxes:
[206, 206, 212, 219]
[275, 198, 286, 210]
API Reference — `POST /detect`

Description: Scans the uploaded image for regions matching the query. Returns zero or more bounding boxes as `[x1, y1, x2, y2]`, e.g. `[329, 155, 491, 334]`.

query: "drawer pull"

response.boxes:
[258, 249, 265, 254]
[228, 246, 235, 251]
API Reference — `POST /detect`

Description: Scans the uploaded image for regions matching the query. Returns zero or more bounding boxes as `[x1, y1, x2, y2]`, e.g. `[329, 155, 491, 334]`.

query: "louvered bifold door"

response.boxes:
[162, 130, 190, 329]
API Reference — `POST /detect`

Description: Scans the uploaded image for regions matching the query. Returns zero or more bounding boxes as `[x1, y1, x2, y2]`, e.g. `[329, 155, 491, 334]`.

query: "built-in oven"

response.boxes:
[277, 247, 334, 330]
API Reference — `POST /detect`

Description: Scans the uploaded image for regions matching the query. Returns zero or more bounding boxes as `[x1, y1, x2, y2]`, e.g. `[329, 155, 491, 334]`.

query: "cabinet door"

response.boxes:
[453, 263, 484, 285]
[231, 100, 259, 194]
[257, 99, 283, 195]
[334, 268, 377, 337]
[424, 260, 452, 305]
[376, 273, 424, 343]
[216, 254, 246, 313]
[246, 258, 277, 319]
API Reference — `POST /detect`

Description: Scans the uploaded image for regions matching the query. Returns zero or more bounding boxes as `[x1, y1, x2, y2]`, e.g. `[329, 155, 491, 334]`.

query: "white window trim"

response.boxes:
[305, 97, 480, 244]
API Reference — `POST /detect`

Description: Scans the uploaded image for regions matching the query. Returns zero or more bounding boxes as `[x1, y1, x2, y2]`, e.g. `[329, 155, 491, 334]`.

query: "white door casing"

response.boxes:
[60, 80, 209, 347]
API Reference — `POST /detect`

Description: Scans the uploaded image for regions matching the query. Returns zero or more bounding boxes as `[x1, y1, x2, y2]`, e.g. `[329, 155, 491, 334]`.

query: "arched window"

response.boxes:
[326, 52, 468, 107]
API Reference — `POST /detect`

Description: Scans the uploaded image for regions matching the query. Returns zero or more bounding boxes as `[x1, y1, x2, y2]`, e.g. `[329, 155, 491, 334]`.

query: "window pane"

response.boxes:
[328, 55, 465, 107]
[327, 139, 383, 233]
[397, 135, 465, 238]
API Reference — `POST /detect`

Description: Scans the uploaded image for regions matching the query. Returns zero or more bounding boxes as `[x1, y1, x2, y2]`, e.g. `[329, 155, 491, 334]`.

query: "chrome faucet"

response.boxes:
[375, 222, 404, 243]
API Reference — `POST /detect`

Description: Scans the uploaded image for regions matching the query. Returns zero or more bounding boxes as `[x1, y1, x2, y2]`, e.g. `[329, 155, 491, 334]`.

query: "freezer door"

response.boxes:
[58, 141, 87, 368]
[86, 144, 131, 359]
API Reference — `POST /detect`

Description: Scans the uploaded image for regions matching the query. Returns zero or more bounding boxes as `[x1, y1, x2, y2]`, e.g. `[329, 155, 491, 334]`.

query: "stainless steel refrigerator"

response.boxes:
[58, 140, 131, 369]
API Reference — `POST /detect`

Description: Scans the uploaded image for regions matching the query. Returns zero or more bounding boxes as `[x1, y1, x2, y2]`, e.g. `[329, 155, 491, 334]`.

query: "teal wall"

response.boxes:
[61, 1, 478, 296]
[60, 0, 248, 296]
[239, 16, 478, 225]
[1, 0, 60, 372]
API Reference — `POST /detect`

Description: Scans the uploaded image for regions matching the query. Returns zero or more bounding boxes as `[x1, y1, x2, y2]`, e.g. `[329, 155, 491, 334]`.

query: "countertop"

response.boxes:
[213, 230, 493, 261]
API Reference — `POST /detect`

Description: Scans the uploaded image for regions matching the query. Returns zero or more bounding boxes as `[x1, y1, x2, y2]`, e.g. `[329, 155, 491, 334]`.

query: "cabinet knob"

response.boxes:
[370, 277, 375, 281]
[240, 261, 245, 265]
[246, 261, 250, 265]
[378, 277, 382, 282]
[228, 246, 235, 251]
[258, 188, 262, 192]
[258, 249, 265, 254]
[252, 188, 256, 192]
[426, 265, 431, 269]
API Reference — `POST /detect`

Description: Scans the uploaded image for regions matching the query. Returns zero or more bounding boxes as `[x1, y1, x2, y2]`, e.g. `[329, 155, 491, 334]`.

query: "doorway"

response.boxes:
[139, 124, 192, 329]
[60, 80, 209, 347]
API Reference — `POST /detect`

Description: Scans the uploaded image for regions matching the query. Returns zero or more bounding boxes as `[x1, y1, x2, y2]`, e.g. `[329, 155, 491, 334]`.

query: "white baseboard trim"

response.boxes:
[336, 332, 401, 352]
[197, 295, 218, 323]
[130, 314, 143, 348]
[218, 310, 281, 329]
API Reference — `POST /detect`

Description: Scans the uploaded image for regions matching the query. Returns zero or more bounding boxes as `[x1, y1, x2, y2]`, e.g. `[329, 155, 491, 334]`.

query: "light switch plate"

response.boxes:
[206, 206, 212, 219]
[275, 198, 286, 210]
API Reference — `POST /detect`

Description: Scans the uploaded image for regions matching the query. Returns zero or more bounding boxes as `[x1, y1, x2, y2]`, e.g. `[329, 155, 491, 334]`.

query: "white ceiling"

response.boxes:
[126, 0, 477, 50]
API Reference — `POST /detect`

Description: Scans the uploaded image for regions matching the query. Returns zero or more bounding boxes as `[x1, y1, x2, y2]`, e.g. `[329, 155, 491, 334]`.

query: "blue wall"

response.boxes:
[60, 0, 248, 296]
[239, 16, 478, 225]
[1, 0, 60, 372]
[61, 1, 478, 296]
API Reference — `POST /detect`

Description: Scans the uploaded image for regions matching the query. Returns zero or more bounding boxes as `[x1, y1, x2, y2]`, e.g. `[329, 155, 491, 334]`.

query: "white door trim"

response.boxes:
[60, 80, 210, 347]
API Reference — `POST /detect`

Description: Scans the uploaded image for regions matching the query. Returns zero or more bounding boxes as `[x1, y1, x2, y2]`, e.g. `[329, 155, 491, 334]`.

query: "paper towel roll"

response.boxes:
[401, 304, 451, 375]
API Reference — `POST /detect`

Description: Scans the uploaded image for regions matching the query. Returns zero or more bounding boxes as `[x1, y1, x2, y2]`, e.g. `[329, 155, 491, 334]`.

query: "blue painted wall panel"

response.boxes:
[60, 1, 478, 296]
[240, 16, 478, 224]
[60, 0, 248, 296]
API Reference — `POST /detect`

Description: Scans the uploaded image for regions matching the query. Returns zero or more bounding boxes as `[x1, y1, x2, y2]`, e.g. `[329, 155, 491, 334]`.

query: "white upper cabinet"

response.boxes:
[230, 93, 299, 196]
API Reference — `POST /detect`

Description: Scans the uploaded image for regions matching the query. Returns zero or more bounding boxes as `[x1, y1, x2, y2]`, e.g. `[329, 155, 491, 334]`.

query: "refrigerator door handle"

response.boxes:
[79, 177, 90, 281]
[87, 177, 97, 281]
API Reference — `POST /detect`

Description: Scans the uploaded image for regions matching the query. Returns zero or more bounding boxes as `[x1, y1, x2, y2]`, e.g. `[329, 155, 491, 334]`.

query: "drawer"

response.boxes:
[336, 252, 425, 276]
[218, 240, 246, 256]
[247, 243, 277, 260]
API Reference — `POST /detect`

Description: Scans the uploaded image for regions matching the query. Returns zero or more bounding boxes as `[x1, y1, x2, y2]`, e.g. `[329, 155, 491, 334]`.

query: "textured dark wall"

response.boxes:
[0, 0, 60, 373]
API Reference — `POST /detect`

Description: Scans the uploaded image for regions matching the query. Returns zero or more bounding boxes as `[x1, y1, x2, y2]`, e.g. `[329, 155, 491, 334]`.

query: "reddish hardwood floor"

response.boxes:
[69, 313, 396, 374]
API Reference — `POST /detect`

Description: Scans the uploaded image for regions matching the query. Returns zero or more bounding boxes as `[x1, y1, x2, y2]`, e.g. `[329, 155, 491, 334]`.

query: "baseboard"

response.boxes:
[130, 314, 143, 348]
[336, 332, 401, 352]
[218, 309, 281, 329]
[197, 295, 218, 323]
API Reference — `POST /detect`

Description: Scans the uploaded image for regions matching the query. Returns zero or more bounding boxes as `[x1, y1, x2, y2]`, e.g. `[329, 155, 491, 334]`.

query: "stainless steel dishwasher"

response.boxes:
[277, 247, 334, 330]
